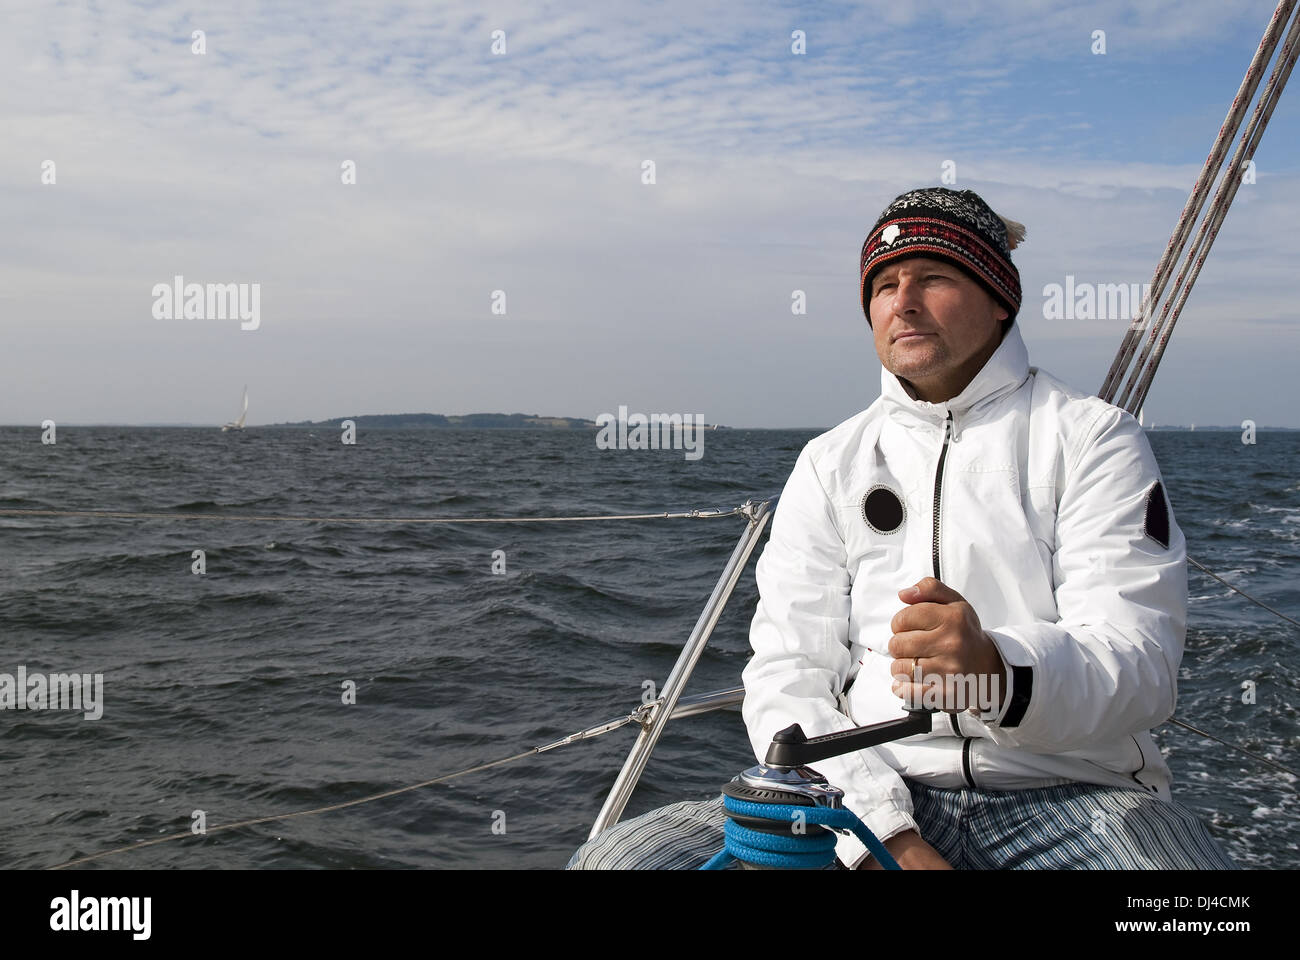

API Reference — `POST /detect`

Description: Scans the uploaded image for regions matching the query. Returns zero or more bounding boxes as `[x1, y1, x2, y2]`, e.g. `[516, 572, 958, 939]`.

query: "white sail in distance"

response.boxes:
[221, 386, 248, 432]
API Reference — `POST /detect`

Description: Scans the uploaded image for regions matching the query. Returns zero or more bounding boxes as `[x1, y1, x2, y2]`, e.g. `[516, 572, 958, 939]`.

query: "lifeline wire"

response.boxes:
[1188, 556, 1300, 631]
[19, 501, 1300, 862]
[0, 506, 742, 524]
[1167, 717, 1300, 780]
[9, 503, 1294, 635]
[45, 708, 647, 870]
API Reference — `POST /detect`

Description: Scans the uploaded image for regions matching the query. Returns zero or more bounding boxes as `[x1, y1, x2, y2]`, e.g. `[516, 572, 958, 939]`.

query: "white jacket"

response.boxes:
[741, 324, 1187, 867]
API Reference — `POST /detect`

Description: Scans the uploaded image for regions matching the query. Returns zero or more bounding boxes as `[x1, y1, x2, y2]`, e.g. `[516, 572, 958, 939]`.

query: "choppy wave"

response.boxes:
[0, 427, 1295, 869]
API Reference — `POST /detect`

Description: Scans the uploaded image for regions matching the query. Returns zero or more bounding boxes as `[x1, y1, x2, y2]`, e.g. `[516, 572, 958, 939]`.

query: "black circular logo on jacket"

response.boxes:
[861, 485, 905, 534]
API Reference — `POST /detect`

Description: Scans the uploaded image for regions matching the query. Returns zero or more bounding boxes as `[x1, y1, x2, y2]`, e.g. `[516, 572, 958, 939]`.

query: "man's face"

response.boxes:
[868, 257, 1009, 403]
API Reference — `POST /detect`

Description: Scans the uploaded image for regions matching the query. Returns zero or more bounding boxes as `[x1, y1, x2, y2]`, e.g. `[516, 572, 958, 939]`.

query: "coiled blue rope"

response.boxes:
[700, 795, 901, 870]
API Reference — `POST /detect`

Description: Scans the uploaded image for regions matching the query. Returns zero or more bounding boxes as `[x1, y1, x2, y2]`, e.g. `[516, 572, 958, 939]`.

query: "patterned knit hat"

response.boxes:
[860, 187, 1025, 331]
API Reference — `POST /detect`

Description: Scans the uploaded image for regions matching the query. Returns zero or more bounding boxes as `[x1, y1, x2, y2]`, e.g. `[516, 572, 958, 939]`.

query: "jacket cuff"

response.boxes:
[980, 630, 1035, 728]
[839, 803, 916, 869]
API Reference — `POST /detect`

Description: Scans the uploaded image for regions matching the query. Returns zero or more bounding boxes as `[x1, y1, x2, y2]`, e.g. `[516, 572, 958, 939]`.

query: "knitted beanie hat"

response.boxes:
[859, 187, 1025, 331]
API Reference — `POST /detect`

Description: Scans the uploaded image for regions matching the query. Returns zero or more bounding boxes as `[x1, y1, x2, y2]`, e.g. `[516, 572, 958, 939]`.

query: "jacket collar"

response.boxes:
[880, 323, 1030, 429]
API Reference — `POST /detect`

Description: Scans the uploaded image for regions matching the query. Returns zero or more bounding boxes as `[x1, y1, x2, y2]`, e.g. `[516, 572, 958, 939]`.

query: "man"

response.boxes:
[567, 187, 1236, 870]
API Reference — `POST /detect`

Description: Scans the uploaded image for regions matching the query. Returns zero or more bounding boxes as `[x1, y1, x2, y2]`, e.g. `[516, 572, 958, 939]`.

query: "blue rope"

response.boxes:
[700, 795, 901, 870]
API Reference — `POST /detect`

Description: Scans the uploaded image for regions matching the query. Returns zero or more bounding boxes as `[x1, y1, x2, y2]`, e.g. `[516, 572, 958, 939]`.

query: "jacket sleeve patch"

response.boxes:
[861, 484, 905, 535]
[1144, 480, 1170, 549]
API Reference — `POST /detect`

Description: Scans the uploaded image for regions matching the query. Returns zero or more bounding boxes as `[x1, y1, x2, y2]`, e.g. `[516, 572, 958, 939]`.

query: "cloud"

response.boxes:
[1, 0, 1295, 426]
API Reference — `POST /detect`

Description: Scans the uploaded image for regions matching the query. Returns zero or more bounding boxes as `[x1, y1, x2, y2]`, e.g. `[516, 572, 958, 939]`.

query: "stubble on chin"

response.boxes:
[885, 337, 948, 382]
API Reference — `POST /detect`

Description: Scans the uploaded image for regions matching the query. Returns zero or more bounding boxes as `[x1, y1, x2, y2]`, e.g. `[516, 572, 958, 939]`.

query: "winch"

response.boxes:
[701, 707, 934, 870]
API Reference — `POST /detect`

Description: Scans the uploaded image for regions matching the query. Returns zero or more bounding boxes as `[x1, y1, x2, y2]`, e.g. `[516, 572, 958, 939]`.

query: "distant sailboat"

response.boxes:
[221, 386, 248, 432]
[1139, 406, 1144, 428]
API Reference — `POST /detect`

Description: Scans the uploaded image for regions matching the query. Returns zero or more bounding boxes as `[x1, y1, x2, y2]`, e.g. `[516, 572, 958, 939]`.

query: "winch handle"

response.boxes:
[762, 708, 934, 768]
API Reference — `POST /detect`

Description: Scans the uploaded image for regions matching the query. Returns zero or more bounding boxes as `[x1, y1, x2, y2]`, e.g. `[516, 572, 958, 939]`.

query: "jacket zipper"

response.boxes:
[933, 411, 975, 786]
[931, 412, 952, 580]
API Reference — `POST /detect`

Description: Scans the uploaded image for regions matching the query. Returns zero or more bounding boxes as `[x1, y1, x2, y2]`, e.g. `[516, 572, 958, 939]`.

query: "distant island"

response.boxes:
[269, 412, 732, 430]
[272, 412, 599, 429]
[1144, 425, 1300, 431]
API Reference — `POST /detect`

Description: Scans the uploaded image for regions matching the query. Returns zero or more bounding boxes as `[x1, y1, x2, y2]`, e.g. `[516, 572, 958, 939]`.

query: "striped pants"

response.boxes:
[566, 779, 1238, 869]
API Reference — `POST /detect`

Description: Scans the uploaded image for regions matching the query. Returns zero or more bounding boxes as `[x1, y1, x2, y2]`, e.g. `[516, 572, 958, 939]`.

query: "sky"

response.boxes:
[3, 0, 1299, 428]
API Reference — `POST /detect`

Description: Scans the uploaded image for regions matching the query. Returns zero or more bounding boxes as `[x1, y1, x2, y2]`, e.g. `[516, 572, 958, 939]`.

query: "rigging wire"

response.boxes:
[45, 706, 651, 870]
[1099, 0, 1296, 406]
[1124, 7, 1300, 415]
[1101, 0, 1300, 415]
[1089, 0, 1300, 797]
